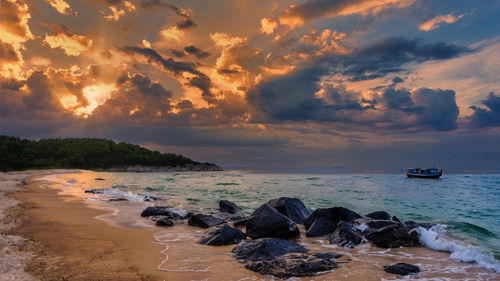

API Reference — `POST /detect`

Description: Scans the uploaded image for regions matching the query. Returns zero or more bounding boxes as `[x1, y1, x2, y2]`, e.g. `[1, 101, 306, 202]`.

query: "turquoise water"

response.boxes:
[47, 171, 500, 272]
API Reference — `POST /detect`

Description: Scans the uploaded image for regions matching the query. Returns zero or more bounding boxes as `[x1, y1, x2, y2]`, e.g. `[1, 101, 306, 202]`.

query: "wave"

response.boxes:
[415, 226, 500, 273]
[97, 189, 144, 202]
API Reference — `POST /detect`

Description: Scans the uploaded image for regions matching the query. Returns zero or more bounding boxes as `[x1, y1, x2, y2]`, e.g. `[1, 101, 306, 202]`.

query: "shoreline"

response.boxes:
[2, 170, 499, 280]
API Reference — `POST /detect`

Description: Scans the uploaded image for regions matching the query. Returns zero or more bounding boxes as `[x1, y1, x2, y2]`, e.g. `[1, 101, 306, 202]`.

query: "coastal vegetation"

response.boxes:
[0, 135, 218, 171]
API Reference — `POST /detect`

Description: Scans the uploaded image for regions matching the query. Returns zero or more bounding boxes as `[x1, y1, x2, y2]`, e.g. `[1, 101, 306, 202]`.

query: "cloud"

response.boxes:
[260, 18, 278, 34]
[43, 30, 93, 56]
[279, 0, 416, 28]
[159, 26, 184, 41]
[119, 46, 215, 102]
[467, 93, 500, 128]
[45, 0, 75, 15]
[184, 45, 210, 59]
[103, 1, 135, 21]
[419, 13, 464, 31]
[140, 0, 196, 29]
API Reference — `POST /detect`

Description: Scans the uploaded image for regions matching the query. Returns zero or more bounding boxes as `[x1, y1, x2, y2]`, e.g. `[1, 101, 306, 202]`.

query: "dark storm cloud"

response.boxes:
[408, 88, 459, 131]
[467, 92, 500, 128]
[140, 0, 197, 29]
[120, 46, 214, 102]
[382, 87, 422, 113]
[341, 37, 471, 81]
[184, 45, 210, 59]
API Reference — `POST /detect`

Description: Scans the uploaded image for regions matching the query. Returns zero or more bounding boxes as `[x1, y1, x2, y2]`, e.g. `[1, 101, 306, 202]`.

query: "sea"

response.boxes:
[38, 170, 500, 279]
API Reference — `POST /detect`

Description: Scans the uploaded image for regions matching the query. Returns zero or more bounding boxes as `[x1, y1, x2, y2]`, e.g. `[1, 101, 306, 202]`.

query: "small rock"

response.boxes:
[232, 238, 307, 262]
[188, 214, 225, 228]
[365, 211, 391, 221]
[328, 221, 363, 248]
[365, 224, 419, 248]
[244, 252, 338, 278]
[141, 206, 182, 219]
[109, 198, 129, 202]
[84, 188, 107, 194]
[384, 263, 421, 276]
[198, 224, 246, 245]
[219, 200, 244, 214]
[94, 178, 105, 181]
[156, 218, 174, 227]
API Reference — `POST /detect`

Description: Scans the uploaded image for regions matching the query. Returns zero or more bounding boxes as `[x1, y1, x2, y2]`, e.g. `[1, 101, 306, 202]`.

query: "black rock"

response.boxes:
[267, 197, 311, 225]
[244, 253, 338, 278]
[365, 220, 399, 232]
[198, 224, 246, 246]
[305, 207, 362, 230]
[156, 218, 174, 227]
[182, 212, 194, 220]
[94, 178, 105, 181]
[365, 211, 391, 221]
[143, 195, 162, 202]
[232, 238, 307, 262]
[384, 263, 421, 276]
[312, 253, 343, 259]
[140, 206, 184, 219]
[306, 217, 337, 237]
[188, 214, 225, 228]
[392, 216, 401, 222]
[219, 200, 244, 214]
[245, 204, 300, 239]
[84, 188, 107, 194]
[328, 221, 363, 248]
[365, 224, 419, 248]
[233, 218, 247, 227]
[109, 198, 129, 202]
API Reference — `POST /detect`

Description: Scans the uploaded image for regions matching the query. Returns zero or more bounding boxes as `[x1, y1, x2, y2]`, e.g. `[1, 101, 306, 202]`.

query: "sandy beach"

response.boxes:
[1, 170, 499, 280]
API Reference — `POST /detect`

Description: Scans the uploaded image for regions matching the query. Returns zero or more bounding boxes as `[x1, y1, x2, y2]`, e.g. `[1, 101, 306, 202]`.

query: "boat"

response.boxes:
[405, 168, 442, 178]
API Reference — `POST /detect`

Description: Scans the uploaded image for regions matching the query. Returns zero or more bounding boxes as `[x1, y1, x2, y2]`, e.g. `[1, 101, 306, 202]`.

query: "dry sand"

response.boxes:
[2, 170, 499, 280]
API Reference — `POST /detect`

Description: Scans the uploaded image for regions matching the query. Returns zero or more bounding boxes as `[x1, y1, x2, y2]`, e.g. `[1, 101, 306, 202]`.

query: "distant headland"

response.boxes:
[0, 135, 222, 172]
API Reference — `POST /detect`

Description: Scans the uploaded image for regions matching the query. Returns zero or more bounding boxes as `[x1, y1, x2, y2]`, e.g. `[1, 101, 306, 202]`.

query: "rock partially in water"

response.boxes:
[384, 263, 421, 276]
[198, 224, 246, 246]
[143, 195, 161, 202]
[364, 220, 399, 232]
[245, 204, 300, 239]
[306, 217, 337, 237]
[94, 178, 105, 181]
[365, 211, 391, 221]
[84, 188, 107, 194]
[365, 224, 419, 248]
[155, 218, 174, 227]
[304, 207, 362, 230]
[328, 221, 363, 248]
[188, 214, 225, 228]
[109, 198, 129, 202]
[267, 197, 310, 225]
[140, 206, 181, 218]
[219, 200, 244, 214]
[232, 238, 307, 262]
[244, 253, 338, 279]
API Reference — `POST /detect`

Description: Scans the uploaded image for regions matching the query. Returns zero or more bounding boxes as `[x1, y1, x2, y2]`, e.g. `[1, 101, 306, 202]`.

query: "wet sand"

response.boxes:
[3, 171, 499, 280]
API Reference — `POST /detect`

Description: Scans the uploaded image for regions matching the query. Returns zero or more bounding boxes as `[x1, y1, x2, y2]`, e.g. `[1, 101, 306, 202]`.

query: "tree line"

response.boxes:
[0, 135, 204, 171]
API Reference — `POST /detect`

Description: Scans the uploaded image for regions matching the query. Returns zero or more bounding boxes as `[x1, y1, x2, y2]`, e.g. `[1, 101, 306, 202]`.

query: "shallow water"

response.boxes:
[38, 170, 500, 278]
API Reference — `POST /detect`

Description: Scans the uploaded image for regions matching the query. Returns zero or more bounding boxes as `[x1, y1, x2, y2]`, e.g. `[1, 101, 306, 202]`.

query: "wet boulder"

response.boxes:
[244, 253, 338, 279]
[198, 224, 246, 246]
[305, 207, 362, 230]
[305, 217, 337, 237]
[365, 224, 419, 248]
[245, 204, 300, 239]
[188, 214, 225, 228]
[384, 263, 421, 276]
[364, 220, 399, 232]
[328, 221, 363, 248]
[219, 200, 244, 214]
[365, 211, 391, 221]
[155, 218, 174, 227]
[232, 238, 307, 262]
[140, 207, 183, 220]
[267, 197, 310, 225]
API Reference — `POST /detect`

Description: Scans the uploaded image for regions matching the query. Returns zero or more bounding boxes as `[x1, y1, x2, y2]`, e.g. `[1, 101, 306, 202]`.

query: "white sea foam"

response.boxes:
[99, 189, 144, 202]
[415, 226, 500, 273]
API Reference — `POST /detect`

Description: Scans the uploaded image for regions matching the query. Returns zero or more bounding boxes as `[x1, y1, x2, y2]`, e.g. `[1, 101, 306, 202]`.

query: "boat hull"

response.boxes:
[406, 172, 442, 179]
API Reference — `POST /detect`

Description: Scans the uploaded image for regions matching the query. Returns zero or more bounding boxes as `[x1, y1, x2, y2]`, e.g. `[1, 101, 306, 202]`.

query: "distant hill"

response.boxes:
[0, 135, 222, 172]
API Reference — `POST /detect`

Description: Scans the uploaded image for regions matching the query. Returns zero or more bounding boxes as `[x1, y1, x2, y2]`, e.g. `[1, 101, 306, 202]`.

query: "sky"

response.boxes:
[0, 0, 499, 171]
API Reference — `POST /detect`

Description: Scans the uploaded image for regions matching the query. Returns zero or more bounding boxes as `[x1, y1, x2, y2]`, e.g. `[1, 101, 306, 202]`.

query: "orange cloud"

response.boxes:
[260, 18, 278, 35]
[45, 0, 75, 16]
[43, 32, 93, 56]
[159, 26, 184, 41]
[419, 14, 464, 31]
